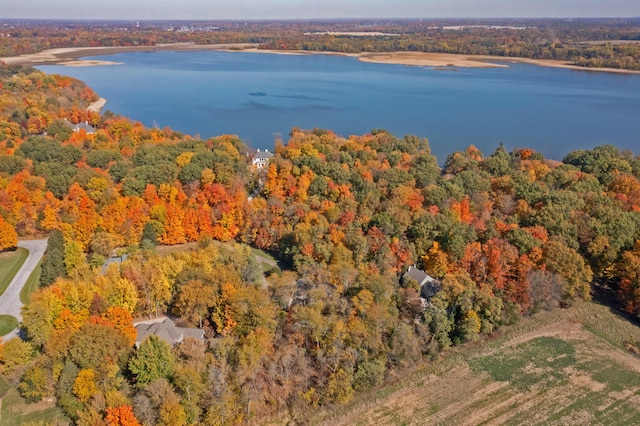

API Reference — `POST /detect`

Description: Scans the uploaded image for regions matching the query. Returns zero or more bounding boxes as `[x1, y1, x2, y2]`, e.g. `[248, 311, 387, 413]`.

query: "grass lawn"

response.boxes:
[0, 248, 28, 296]
[0, 377, 68, 426]
[20, 260, 41, 305]
[314, 301, 640, 426]
[250, 247, 277, 263]
[0, 315, 18, 336]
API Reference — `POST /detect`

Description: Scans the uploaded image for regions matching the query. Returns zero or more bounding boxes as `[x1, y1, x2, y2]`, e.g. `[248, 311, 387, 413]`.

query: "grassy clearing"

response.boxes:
[0, 315, 18, 336]
[20, 259, 41, 305]
[0, 377, 68, 426]
[316, 301, 640, 426]
[261, 261, 281, 277]
[251, 247, 277, 263]
[155, 241, 198, 257]
[0, 248, 28, 296]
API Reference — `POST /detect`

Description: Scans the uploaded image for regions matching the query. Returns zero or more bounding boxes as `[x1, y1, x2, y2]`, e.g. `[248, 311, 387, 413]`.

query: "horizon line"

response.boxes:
[3, 16, 640, 22]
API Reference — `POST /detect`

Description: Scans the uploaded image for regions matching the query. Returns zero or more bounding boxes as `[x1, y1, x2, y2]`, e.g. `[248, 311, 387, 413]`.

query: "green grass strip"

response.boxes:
[251, 246, 277, 263]
[0, 315, 18, 336]
[20, 259, 41, 305]
[0, 247, 28, 296]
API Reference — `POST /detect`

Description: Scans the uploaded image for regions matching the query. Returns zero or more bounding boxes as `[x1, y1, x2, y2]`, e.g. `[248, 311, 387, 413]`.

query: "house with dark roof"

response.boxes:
[135, 317, 204, 347]
[402, 265, 442, 301]
[252, 149, 274, 168]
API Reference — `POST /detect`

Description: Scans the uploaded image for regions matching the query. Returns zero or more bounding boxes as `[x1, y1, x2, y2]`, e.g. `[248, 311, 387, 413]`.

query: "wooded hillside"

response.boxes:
[1, 63, 640, 424]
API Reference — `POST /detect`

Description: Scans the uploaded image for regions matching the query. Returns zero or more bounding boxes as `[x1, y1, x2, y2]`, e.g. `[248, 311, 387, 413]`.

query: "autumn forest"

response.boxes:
[1, 48, 640, 425]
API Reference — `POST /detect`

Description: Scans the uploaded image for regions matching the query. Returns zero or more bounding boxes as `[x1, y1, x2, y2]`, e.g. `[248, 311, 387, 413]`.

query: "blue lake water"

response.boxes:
[37, 51, 640, 162]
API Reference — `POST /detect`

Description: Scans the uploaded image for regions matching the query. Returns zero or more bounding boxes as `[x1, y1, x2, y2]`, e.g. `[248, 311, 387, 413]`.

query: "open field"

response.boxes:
[0, 248, 28, 296]
[314, 301, 640, 426]
[0, 378, 68, 426]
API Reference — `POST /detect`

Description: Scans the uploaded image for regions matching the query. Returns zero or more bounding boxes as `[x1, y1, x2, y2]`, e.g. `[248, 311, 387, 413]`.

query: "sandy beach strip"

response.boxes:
[356, 52, 640, 74]
[2, 43, 639, 74]
[357, 52, 507, 68]
[0, 43, 259, 66]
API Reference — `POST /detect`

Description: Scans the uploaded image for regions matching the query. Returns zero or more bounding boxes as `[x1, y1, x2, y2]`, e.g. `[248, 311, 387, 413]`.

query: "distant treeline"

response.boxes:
[1, 18, 640, 70]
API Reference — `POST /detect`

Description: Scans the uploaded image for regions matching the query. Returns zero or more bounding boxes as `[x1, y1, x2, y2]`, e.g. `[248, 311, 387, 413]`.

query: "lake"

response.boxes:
[37, 51, 640, 163]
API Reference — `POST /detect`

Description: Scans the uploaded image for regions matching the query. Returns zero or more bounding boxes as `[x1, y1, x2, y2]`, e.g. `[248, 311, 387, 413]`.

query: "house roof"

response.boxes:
[135, 317, 204, 346]
[420, 279, 442, 300]
[404, 265, 429, 285]
[63, 118, 96, 134]
[403, 265, 441, 300]
[76, 122, 96, 133]
[254, 149, 274, 160]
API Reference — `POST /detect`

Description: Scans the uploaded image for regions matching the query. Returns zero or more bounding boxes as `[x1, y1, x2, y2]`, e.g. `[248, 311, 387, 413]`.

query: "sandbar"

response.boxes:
[0, 43, 258, 66]
[2, 43, 639, 74]
[357, 52, 507, 68]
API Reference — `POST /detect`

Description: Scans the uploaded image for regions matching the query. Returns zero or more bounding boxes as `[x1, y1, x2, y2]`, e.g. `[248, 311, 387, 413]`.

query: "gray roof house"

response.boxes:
[135, 317, 204, 347]
[252, 149, 274, 168]
[403, 265, 442, 300]
[64, 118, 96, 134]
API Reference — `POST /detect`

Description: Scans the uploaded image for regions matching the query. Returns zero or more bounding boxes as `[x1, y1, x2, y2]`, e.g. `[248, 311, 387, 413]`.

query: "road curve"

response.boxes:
[0, 239, 48, 337]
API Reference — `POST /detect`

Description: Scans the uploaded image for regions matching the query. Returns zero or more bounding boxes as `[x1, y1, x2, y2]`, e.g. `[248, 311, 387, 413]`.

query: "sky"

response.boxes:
[2, 0, 640, 20]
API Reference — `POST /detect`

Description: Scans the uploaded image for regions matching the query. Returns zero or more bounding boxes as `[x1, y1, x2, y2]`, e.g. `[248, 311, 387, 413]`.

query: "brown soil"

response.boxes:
[323, 308, 640, 426]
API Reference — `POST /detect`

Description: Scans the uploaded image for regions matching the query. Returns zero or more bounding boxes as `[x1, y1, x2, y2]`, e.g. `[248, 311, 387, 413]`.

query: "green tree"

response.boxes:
[40, 230, 66, 286]
[129, 335, 175, 387]
[140, 222, 158, 248]
[19, 365, 48, 402]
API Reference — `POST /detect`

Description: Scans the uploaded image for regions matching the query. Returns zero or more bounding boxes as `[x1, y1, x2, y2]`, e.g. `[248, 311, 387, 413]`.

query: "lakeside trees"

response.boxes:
[1, 63, 640, 423]
[2, 19, 639, 70]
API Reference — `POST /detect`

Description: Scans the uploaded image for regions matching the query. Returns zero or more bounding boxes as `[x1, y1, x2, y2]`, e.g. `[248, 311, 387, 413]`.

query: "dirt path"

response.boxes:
[0, 239, 47, 338]
[255, 254, 278, 288]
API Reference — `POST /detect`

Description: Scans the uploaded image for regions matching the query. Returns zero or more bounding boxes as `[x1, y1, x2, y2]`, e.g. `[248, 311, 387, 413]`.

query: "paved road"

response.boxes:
[0, 239, 48, 338]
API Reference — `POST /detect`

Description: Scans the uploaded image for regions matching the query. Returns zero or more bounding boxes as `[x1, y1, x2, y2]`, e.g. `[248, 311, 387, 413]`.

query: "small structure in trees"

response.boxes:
[134, 317, 203, 347]
[63, 118, 95, 134]
[402, 265, 441, 301]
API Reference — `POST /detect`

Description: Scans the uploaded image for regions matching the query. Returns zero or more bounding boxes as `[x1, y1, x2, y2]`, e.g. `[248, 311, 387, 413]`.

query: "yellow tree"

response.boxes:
[73, 368, 98, 403]
[421, 241, 450, 278]
[0, 216, 18, 252]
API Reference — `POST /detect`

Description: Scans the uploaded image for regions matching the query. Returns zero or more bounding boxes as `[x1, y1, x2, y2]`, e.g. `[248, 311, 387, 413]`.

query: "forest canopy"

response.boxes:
[1, 63, 640, 424]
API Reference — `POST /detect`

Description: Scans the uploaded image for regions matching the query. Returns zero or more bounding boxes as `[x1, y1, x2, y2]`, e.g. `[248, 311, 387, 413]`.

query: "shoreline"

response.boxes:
[2, 43, 639, 74]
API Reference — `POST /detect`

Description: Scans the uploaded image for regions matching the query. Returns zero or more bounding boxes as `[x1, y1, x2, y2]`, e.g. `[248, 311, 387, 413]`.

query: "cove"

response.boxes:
[37, 50, 640, 163]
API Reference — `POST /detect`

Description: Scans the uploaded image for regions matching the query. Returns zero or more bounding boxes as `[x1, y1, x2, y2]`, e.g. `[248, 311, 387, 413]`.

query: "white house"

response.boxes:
[252, 149, 274, 168]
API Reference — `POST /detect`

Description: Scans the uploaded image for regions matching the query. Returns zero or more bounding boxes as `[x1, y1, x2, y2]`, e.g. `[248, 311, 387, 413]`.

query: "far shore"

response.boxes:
[2, 43, 640, 74]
